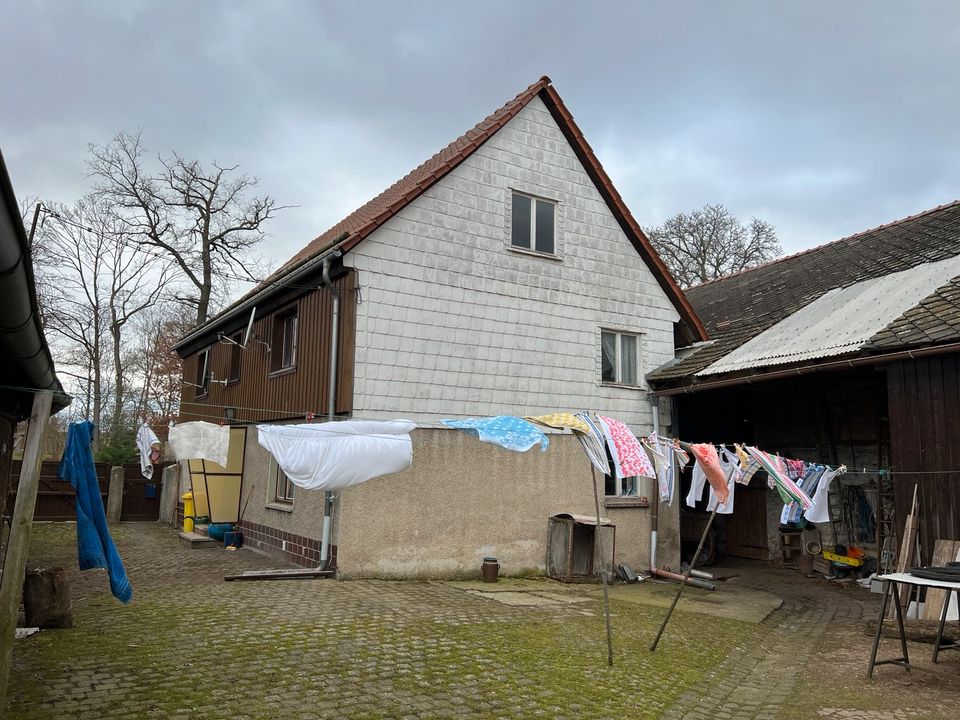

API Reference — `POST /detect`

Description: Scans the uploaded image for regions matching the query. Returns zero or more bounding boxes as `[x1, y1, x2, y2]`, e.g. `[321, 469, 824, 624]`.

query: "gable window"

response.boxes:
[228, 332, 242, 383]
[601, 330, 640, 386]
[511, 191, 556, 255]
[271, 306, 298, 373]
[195, 349, 210, 397]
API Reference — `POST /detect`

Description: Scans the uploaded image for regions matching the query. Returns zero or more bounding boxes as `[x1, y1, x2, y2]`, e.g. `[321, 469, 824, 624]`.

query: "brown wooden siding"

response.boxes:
[888, 355, 960, 563]
[179, 272, 356, 424]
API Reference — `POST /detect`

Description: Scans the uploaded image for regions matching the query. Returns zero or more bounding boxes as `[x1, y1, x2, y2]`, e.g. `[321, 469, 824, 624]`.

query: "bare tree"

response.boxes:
[41, 196, 170, 446]
[87, 131, 280, 325]
[128, 307, 192, 432]
[646, 204, 783, 287]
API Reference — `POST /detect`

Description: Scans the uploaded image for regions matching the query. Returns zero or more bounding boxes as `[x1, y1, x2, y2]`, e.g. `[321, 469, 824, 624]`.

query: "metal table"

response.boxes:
[867, 572, 960, 677]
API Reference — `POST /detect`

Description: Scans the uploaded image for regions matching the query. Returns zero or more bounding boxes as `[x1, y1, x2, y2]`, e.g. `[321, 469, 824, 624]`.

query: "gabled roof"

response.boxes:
[647, 201, 960, 389]
[176, 76, 706, 351]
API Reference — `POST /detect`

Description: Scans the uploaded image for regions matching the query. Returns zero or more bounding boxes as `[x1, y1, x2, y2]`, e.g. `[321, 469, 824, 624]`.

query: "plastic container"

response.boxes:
[223, 531, 244, 548]
[207, 523, 233, 542]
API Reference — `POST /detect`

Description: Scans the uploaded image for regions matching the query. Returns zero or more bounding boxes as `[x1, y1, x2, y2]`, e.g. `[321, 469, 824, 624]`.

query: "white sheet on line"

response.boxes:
[168, 421, 231, 468]
[257, 420, 416, 491]
[136, 423, 160, 480]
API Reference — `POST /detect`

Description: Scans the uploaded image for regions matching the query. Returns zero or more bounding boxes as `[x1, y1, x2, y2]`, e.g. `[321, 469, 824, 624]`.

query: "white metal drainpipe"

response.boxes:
[319, 252, 342, 570]
[650, 400, 660, 572]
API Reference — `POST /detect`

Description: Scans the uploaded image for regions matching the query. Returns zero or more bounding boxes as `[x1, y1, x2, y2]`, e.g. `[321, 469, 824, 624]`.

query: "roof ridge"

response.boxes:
[690, 198, 960, 290]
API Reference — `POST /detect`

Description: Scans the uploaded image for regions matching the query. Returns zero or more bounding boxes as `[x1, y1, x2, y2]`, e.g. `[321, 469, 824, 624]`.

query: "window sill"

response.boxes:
[265, 502, 294, 513]
[268, 366, 297, 379]
[603, 496, 650, 509]
[600, 382, 647, 391]
[507, 245, 562, 262]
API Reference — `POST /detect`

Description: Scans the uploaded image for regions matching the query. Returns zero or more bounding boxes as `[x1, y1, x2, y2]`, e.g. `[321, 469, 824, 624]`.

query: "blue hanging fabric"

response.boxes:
[59, 421, 132, 603]
[442, 416, 549, 452]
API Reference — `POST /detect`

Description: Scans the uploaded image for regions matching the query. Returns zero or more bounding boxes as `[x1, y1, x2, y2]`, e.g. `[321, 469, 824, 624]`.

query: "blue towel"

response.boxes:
[442, 416, 549, 452]
[59, 421, 132, 603]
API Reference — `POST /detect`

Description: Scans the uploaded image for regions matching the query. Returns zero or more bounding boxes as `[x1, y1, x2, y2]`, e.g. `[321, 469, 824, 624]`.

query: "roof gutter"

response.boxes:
[651, 340, 960, 396]
[173, 236, 349, 353]
[0, 151, 68, 414]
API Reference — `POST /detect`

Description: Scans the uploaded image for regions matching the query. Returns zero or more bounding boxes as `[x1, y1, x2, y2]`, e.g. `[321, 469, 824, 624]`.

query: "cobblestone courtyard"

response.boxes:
[7, 523, 960, 719]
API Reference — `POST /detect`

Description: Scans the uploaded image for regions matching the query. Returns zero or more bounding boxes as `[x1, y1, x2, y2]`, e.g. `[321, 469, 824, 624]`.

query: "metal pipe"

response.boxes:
[318, 252, 343, 570]
[650, 400, 660, 572]
[650, 567, 716, 591]
[651, 339, 960, 397]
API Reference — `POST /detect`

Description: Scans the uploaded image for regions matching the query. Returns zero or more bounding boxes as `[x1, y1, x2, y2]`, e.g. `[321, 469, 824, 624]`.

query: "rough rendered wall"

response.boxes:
[346, 95, 679, 431]
[334, 429, 652, 579]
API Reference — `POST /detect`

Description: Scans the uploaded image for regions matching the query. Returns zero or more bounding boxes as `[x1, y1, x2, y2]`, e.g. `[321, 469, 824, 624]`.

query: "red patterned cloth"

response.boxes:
[689, 443, 730, 505]
[597, 416, 655, 480]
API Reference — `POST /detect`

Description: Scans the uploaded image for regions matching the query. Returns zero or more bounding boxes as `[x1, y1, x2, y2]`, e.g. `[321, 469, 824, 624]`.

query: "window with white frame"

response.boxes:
[271, 458, 295, 504]
[510, 191, 556, 255]
[603, 446, 640, 497]
[601, 330, 641, 386]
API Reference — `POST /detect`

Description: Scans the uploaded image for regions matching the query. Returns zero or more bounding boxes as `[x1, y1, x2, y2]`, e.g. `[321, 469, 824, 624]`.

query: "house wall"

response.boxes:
[179, 271, 356, 424]
[345, 95, 679, 431]
[888, 354, 960, 564]
[236, 426, 652, 577]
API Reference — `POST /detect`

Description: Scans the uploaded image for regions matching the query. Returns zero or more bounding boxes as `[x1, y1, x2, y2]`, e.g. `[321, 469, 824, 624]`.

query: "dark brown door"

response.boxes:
[120, 466, 163, 521]
[726, 478, 769, 560]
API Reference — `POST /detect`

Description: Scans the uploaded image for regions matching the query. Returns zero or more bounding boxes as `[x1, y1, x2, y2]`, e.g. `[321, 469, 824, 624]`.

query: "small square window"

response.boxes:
[511, 191, 556, 255]
[601, 330, 641, 386]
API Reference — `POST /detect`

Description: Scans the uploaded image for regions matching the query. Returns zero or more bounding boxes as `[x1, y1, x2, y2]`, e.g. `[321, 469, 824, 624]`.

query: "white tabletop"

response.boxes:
[876, 572, 960, 591]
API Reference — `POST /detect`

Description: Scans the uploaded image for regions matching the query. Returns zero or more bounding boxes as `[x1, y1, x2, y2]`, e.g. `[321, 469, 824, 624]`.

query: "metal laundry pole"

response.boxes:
[590, 466, 614, 666]
[650, 506, 718, 651]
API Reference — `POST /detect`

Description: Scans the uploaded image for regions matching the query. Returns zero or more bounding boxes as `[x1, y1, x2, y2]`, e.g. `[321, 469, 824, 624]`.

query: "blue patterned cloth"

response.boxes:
[59, 421, 132, 603]
[442, 416, 549, 452]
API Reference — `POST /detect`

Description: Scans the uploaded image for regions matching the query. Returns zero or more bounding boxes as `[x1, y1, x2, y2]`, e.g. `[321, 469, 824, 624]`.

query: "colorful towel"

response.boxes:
[597, 416, 655, 480]
[745, 446, 813, 509]
[443, 416, 549, 452]
[573, 413, 611, 475]
[689, 443, 730, 506]
[525, 413, 591, 435]
[59, 421, 132, 604]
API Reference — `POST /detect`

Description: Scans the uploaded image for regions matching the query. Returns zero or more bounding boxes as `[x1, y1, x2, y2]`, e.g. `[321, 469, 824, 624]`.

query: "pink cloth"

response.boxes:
[597, 416, 655, 480]
[689, 443, 730, 505]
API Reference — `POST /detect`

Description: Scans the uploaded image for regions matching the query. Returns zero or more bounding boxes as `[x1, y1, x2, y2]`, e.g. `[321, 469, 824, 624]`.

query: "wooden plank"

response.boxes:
[0, 391, 53, 706]
[922, 540, 960, 620]
[223, 568, 333, 582]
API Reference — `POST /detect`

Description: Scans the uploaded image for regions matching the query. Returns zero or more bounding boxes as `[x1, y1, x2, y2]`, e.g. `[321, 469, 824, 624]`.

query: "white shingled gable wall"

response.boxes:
[344, 96, 680, 431]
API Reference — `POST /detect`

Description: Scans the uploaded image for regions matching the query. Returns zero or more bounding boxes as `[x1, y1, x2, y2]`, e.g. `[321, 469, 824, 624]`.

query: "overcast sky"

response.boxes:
[5, 1, 960, 293]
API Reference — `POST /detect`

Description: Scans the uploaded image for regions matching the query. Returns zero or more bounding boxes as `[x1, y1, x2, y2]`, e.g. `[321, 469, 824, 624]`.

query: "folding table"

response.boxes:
[867, 571, 960, 677]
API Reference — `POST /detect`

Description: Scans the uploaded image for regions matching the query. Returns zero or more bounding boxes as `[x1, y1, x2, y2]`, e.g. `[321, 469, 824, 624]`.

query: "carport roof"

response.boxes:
[648, 200, 960, 389]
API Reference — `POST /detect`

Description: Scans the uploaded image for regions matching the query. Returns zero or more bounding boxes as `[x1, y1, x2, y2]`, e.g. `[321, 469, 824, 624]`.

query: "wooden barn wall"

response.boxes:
[888, 355, 960, 563]
[179, 272, 357, 424]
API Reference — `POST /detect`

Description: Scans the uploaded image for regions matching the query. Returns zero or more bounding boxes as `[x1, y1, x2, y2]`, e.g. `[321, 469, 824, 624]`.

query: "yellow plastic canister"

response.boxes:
[182, 491, 195, 534]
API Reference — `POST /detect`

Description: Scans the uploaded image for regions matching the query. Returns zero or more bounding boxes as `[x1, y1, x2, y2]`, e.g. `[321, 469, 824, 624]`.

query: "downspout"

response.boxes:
[319, 251, 343, 570]
[649, 400, 659, 573]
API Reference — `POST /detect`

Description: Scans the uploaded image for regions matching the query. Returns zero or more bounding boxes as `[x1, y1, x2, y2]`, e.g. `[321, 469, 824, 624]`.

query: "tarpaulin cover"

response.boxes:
[257, 420, 416, 491]
[168, 421, 231, 467]
[59, 421, 132, 603]
[443, 416, 549, 452]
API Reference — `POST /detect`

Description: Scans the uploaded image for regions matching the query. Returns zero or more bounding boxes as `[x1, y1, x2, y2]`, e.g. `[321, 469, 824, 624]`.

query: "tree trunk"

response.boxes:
[110, 322, 123, 438]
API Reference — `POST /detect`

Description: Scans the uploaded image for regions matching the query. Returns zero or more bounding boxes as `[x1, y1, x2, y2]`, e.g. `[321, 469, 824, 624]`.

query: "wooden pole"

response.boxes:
[650, 507, 718, 651]
[0, 391, 53, 707]
[590, 466, 614, 667]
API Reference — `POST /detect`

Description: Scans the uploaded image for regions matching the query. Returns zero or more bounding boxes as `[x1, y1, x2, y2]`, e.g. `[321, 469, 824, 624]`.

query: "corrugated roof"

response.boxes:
[177, 77, 706, 350]
[648, 200, 960, 387]
[697, 255, 960, 375]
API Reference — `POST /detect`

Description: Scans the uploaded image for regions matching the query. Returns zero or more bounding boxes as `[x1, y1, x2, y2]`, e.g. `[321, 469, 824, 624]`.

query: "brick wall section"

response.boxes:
[346, 95, 678, 431]
[238, 519, 337, 570]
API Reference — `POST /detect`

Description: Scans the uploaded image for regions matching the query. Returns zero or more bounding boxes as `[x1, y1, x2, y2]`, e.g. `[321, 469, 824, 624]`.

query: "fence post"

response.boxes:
[158, 465, 178, 526]
[0, 390, 53, 707]
[106, 466, 124, 524]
